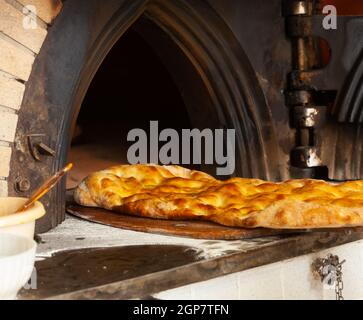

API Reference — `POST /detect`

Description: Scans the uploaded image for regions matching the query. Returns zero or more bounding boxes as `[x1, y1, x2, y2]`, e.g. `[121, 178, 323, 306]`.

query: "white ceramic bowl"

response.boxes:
[0, 197, 45, 240]
[0, 233, 36, 299]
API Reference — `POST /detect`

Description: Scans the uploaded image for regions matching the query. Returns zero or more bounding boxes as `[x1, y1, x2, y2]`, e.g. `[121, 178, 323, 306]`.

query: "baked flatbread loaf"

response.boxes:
[74, 164, 363, 229]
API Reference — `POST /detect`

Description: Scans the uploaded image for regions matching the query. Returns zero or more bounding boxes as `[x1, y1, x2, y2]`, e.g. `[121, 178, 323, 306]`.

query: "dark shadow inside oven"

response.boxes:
[66, 23, 197, 189]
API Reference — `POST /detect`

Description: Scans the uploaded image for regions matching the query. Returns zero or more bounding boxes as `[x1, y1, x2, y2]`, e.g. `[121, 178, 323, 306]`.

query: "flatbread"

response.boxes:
[74, 164, 363, 229]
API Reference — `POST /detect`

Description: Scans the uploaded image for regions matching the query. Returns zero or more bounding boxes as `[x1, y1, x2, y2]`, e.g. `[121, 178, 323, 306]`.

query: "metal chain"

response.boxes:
[312, 254, 345, 300]
[335, 263, 344, 300]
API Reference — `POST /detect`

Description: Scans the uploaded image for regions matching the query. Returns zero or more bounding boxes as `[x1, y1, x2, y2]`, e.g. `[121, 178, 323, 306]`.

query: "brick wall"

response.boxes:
[0, 0, 62, 196]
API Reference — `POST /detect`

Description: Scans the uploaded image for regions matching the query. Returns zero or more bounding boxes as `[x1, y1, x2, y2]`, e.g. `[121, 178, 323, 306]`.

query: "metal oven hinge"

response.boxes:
[283, 0, 328, 179]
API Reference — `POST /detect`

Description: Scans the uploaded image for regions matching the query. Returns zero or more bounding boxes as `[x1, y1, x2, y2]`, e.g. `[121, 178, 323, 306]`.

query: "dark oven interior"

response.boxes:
[67, 25, 194, 190]
[7, 0, 363, 233]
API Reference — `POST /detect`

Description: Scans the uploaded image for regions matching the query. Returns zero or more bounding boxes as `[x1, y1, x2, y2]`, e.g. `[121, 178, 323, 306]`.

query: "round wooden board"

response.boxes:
[66, 204, 306, 240]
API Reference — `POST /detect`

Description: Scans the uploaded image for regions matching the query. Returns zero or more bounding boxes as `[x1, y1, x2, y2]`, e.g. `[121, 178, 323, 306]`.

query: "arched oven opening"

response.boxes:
[66, 26, 195, 190]
[10, 0, 280, 233]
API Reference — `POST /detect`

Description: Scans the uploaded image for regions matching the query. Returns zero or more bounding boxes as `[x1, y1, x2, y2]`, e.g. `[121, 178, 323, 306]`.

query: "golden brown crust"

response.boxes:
[74, 164, 363, 229]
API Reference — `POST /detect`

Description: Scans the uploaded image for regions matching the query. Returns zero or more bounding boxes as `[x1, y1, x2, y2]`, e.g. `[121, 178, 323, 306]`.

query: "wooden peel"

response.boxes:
[15, 163, 73, 213]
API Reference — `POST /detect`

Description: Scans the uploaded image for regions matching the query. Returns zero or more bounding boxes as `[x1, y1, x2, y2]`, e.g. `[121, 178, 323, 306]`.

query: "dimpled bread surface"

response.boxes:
[74, 164, 363, 229]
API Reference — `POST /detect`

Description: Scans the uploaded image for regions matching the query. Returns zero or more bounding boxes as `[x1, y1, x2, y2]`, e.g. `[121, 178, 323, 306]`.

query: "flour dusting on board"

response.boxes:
[36, 215, 280, 259]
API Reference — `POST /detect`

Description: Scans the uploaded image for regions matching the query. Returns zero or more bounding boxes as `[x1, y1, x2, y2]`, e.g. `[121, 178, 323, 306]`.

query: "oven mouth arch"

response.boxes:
[10, 0, 281, 232]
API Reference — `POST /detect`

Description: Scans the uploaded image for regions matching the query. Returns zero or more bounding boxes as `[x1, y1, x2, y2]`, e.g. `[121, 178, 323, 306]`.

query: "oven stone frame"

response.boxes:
[1, 0, 284, 233]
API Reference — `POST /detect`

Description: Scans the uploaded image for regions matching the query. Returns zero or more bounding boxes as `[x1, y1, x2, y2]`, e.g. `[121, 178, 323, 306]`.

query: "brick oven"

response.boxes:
[2, 0, 363, 300]
[1, 0, 363, 233]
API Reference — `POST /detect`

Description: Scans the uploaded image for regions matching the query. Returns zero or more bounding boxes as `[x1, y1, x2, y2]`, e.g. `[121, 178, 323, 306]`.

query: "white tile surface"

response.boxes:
[155, 286, 193, 300]
[155, 273, 239, 300]
[155, 240, 363, 300]
[191, 273, 239, 300]
[281, 255, 323, 300]
[237, 263, 283, 299]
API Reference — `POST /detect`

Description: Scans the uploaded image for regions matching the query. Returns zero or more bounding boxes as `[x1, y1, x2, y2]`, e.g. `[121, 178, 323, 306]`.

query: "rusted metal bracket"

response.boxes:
[285, 10, 363, 123]
[284, 0, 327, 178]
[12, 134, 56, 195]
[287, 14, 363, 92]
[27, 134, 56, 162]
[284, 0, 342, 178]
[283, 7, 363, 178]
